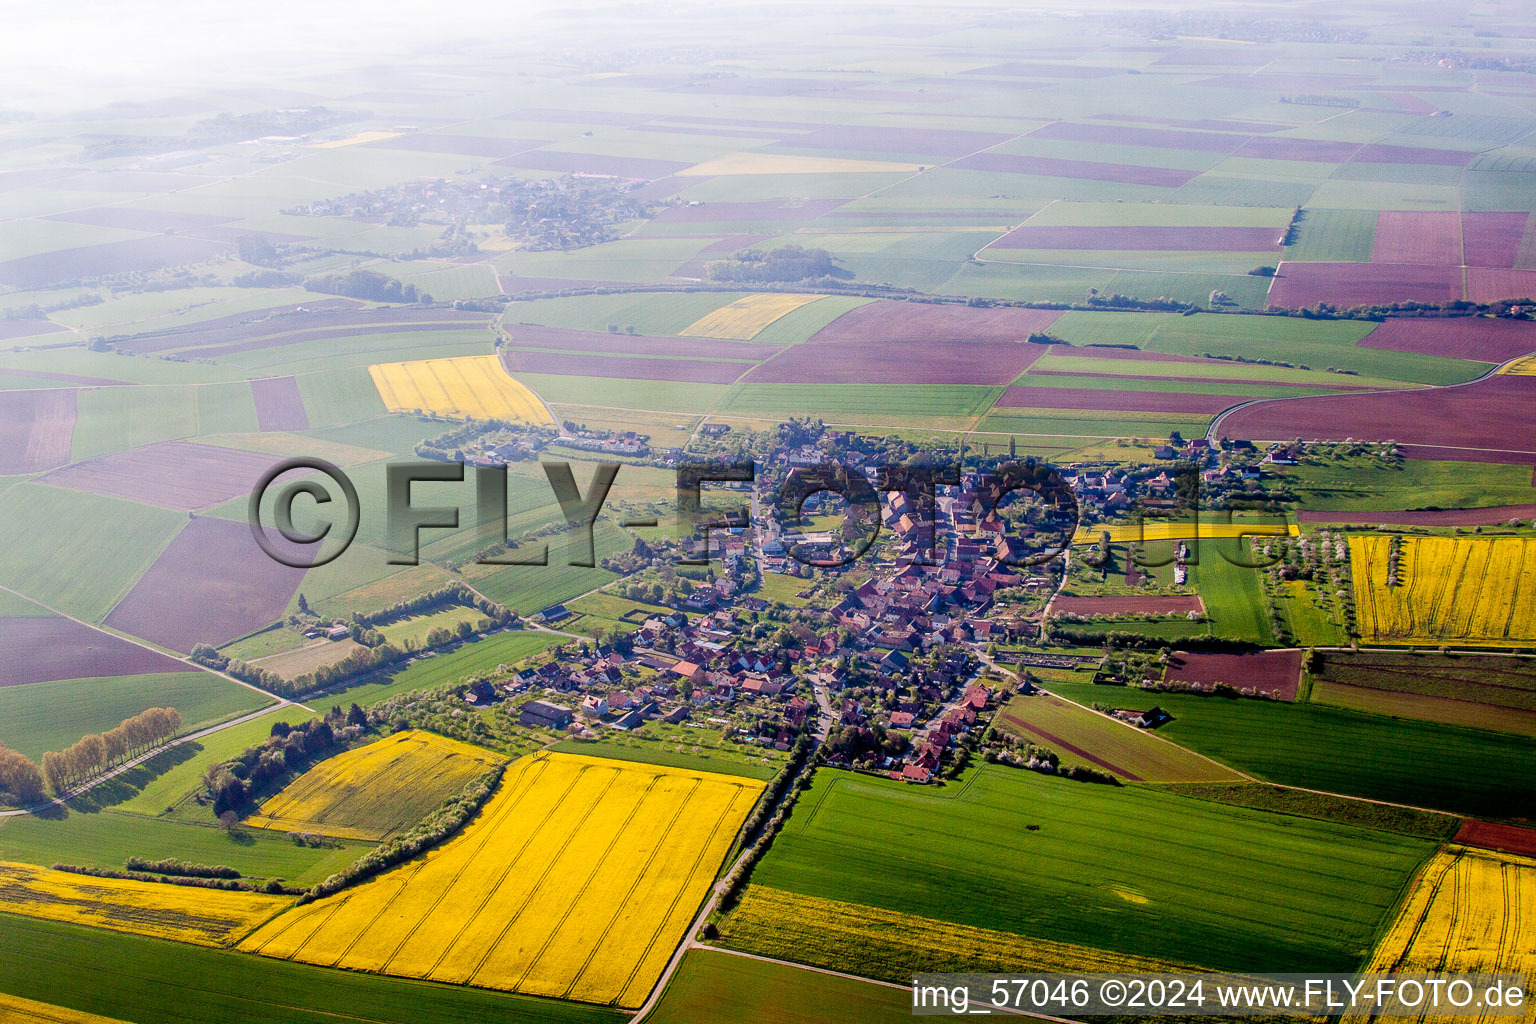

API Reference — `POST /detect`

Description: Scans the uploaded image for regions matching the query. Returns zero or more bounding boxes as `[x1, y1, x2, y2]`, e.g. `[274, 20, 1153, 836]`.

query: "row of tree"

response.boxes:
[40, 707, 182, 794]
[0, 743, 45, 806]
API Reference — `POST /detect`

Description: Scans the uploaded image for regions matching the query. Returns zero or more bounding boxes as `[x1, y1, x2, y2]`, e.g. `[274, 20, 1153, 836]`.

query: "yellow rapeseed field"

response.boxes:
[244, 730, 506, 842]
[309, 131, 403, 149]
[240, 752, 763, 1008]
[1348, 846, 1536, 1024]
[1498, 355, 1536, 375]
[0, 862, 289, 947]
[0, 993, 133, 1024]
[368, 354, 553, 424]
[723, 886, 1201, 975]
[680, 294, 825, 340]
[1073, 521, 1299, 544]
[1350, 535, 1536, 647]
[677, 152, 923, 176]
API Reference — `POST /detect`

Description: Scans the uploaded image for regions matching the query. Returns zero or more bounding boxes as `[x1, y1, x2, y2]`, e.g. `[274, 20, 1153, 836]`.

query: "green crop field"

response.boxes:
[1187, 539, 1276, 644]
[70, 385, 199, 460]
[317, 629, 567, 709]
[507, 293, 751, 337]
[0, 484, 185, 623]
[552, 734, 783, 780]
[0, 916, 624, 1024]
[1286, 209, 1377, 262]
[0, 671, 268, 762]
[1043, 678, 1536, 819]
[0, 807, 363, 884]
[648, 950, 911, 1024]
[749, 765, 1432, 973]
[1283, 457, 1536, 512]
[995, 692, 1243, 783]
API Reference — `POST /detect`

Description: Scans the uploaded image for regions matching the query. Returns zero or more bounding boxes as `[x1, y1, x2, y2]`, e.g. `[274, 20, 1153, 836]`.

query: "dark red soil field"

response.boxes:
[653, 198, 847, 223]
[1462, 212, 1529, 269]
[1, 617, 187, 687]
[0, 388, 76, 474]
[1383, 92, 1442, 115]
[993, 225, 1281, 251]
[1371, 211, 1462, 265]
[1231, 136, 1360, 163]
[996, 386, 1245, 414]
[494, 151, 692, 179]
[807, 299, 1061, 344]
[1028, 121, 1246, 153]
[250, 376, 309, 432]
[1001, 714, 1143, 781]
[1267, 262, 1463, 308]
[111, 304, 484, 355]
[1465, 268, 1536, 304]
[1053, 595, 1204, 616]
[0, 235, 231, 290]
[104, 516, 307, 653]
[0, 319, 65, 341]
[189, 322, 487, 360]
[499, 350, 751, 383]
[1218, 375, 1536, 455]
[746, 339, 1049, 385]
[1029, 370, 1373, 391]
[952, 152, 1199, 187]
[783, 125, 1009, 156]
[368, 134, 547, 158]
[1164, 648, 1304, 700]
[1453, 820, 1536, 856]
[1357, 318, 1536, 362]
[1298, 505, 1536, 525]
[38, 441, 283, 510]
[1087, 114, 1288, 133]
[1350, 143, 1477, 166]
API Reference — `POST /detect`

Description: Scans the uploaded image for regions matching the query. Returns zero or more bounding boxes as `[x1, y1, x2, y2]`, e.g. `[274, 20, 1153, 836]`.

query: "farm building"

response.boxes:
[520, 700, 574, 730]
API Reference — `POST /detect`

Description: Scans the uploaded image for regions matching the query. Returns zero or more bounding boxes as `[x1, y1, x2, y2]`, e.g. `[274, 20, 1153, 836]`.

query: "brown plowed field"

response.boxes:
[1218, 375, 1536, 454]
[251, 376, 309, 432]
[38, 441, 283, 510]
[110, 303, 468, 355]
[1454, 820, 1536, 856]
[1462, 212, 1529, 269]
[1, 617, 187, 687]
[103, 517, 307, 653]
[951, 152, 1199, 187]
[748, 339, 1048, 385]
[1053, 595, 1203, 615]
[499, 350, 751, 383]
[1466, 268, 1536, 304]
[1371, 212, 1462, 265]
[996, 386, 1245, 414]
[0, 389, 76, 474]
[1358, 318, 1536, 362]
[992, 225, 1281, 251]
[1164, 649, 1303, 700]
[0, 236, 232, 290]
[1267, 262, 1463, 308]
[1028, 121, 1247, 152]
[807, 299, 1061, 344]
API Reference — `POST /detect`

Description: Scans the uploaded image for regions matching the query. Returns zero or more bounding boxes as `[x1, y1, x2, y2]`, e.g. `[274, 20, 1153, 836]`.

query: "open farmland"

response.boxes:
[0, 861, 287, 947]
[1350, 535, 1536, 647]
[37, 441, 282, 511]
[746, 338, 1047, 385]
[1310, 651, 1536, 735]
[245, 730, 505, 841]
[1357, 318, 1536, 363]
[241, 751, 762, 1007]
[1267, 262, 1464, 309]
[0, 389, 76, 475]
[1042, 678, 1536, 819]
[0, 617, 185, 687]
[1350, 847, 1535, 1024]
[680, 294, 825, 340]
[0, 915, 624, 1024]
[721, 886, 1198, 986]
[0, 992, 131, 1024]
[103, 516, 307, 653]
[804, 300, 1061, 343]
[1163, 649, 1304, 700]
[646, 949, 914, 1024]
[1073, 521, 1297, 543]
[249, 376, 309, 432]
[749, 766, 1431, 974]
[1051, 595, 1203, 616]
[369, 354, 553, 423]
[1454, 821, 1536, 857]
[995, 691, 1241, 782]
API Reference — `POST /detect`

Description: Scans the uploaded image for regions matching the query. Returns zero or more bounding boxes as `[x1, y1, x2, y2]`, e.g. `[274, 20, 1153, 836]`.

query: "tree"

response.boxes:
[218, 810, 240, 832]
[0, 744, 44, 805]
